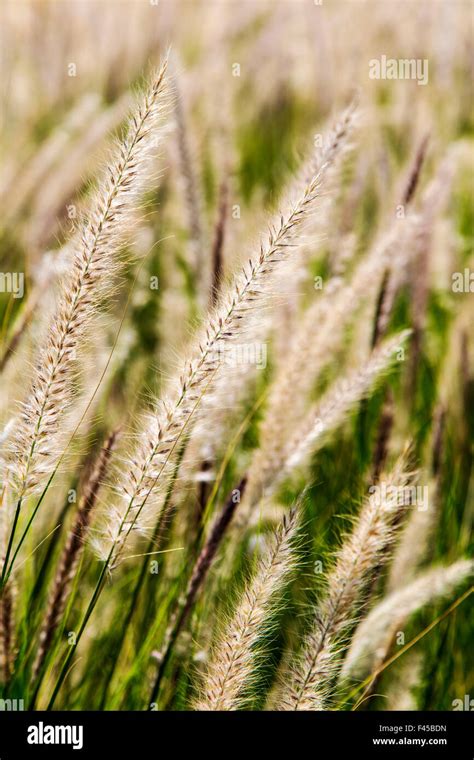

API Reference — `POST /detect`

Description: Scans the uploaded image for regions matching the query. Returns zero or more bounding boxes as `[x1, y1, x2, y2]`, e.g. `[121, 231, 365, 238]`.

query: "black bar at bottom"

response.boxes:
[0, 710, 471, 757]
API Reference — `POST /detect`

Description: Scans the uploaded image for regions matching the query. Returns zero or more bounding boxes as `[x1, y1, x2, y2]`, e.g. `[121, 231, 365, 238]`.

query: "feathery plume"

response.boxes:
[276, 459, 413, 710]
[241, 331, 410, 534]
[7, 58, 171, 501]
[341, 560, 474, 682]
[386, 652, 423, 711]
[3, 94, 100, 226]
[182, 106, 357, 494]
[195, 507, 299, 710]
[283, 331, 410, 483]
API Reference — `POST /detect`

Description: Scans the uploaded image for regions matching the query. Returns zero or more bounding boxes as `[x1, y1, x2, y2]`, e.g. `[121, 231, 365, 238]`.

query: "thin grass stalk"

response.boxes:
[46, 556, 110, 709]
[371, 390, 394, 481]
[209, 179, 229, 307]
[402, 134, 430, 207]
[32, 429, 119, 684]
[0, 579, 15, 685]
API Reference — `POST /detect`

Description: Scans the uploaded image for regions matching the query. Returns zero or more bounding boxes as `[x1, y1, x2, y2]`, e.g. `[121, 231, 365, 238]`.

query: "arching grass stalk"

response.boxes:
[0, 497, 22, 586]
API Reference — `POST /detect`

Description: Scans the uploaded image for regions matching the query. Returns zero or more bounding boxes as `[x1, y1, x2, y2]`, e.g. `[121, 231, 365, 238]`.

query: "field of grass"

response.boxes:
[0, 0, 472, 713]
